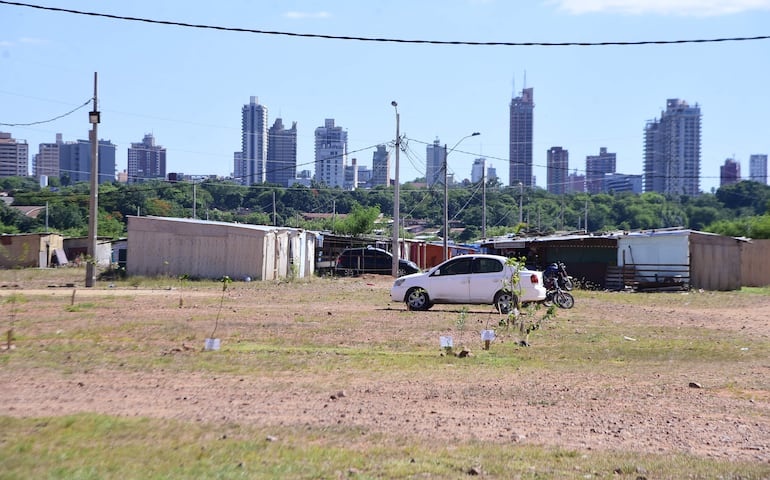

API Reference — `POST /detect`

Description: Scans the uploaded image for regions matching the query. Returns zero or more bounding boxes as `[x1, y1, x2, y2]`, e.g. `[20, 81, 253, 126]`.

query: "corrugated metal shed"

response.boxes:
[126, 216, 315, 280]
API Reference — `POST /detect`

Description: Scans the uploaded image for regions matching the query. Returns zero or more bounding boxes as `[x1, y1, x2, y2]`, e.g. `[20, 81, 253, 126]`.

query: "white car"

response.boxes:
[390, 254, 547, 312]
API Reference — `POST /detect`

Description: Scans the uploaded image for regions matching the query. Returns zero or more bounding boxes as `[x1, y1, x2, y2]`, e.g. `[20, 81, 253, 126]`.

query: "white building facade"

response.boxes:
[314, 119, 347, 188]
[749, 154, 768, 184]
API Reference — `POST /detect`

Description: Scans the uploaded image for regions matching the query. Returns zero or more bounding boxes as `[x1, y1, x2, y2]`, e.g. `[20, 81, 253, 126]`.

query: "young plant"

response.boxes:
[209, 275, 232, 339]
[455, 306, 468, 347]
[499, 256, 558, 346]
[178, 273, 189, 308]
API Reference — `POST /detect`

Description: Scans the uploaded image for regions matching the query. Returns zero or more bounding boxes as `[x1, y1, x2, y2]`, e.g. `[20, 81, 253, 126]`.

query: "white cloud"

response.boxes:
[550, 0, 770, 16]
[0, 37, 47, 48]
[19, 37, 46, 45]
[284, 11, 332, 20]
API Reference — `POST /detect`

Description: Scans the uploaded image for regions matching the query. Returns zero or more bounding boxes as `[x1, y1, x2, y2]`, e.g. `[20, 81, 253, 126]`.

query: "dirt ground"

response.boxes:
[1, 274, 769, 465]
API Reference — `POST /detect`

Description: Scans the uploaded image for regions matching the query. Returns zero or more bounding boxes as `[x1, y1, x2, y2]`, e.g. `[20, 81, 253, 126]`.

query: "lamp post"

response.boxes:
[443, 132, 480, 261]
[85, 72, 100, 288]
[518, 182, 523, 225]
[391, 101, 400, 278]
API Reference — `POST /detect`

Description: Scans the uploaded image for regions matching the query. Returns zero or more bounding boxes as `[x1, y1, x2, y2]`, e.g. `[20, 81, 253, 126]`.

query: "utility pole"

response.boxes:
[481, 158, 486, 239]
[85, 72, 100, 288]
[192, 180, 197, 219]
[518, 182, 523, 225]
[391, 101, 400, 278]
[443, 144, 449, 260]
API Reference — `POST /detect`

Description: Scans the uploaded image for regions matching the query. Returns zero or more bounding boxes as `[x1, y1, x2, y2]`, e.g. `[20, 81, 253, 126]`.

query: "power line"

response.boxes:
[1, 1, 768, 47]
[0, 98, 91, 126]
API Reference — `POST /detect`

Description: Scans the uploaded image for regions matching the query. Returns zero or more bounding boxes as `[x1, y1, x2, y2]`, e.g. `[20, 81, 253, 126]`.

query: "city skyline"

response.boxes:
[1, 1, 769, 193]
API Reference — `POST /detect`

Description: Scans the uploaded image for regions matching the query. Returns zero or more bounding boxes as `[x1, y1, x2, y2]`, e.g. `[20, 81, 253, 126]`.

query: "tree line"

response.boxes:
[1, 176, 769, 240]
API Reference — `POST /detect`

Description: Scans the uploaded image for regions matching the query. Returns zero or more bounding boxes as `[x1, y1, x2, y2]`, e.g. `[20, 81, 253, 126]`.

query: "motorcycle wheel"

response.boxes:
[554, 291, 575, 309]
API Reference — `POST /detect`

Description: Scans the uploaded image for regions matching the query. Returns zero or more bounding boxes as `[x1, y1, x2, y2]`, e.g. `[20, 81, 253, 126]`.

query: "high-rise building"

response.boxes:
[241, 96, 268, 185]
[487, 165, 497, 183]
[566, 170, 585, 194]
[749, 154, 768, 184]
[343, 157, 358, 191]
[509, 87, 534, 187]
[370, 144, 390, 187]
[720, 158, 741, 187]
[233, 152, 244, 181]
[585, 147, 616, 194]
[644, 98, 701, 195]
[314, 119, 347, 188]
[59, 138, 116, 184]
[357, 165, 372, 187]
[426, 138, 445, 187]
[266, 118, 297, 187]
[546, 146, 569, 195]
[33, 133, 62, 180]
[0, 131, 29, 177]
[127, 133, 166, 183]
[603, 173, 643, 194]
[471, 158, 486, 183]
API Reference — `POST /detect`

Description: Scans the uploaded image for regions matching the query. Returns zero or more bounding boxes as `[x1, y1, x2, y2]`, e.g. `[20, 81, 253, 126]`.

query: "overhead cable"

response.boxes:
[0, 98, 91, 126]
[1, 1, 768, 47]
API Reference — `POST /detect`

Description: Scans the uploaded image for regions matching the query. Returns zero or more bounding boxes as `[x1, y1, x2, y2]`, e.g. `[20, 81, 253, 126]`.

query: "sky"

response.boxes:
[1, 0, 769, 194]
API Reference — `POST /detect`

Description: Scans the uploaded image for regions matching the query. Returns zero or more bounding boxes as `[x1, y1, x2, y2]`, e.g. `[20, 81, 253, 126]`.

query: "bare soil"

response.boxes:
[1, 274, 769, 465]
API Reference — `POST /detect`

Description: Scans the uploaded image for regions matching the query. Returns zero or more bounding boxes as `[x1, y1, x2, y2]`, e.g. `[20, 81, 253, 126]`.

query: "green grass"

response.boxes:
[1, 415, 767, 480]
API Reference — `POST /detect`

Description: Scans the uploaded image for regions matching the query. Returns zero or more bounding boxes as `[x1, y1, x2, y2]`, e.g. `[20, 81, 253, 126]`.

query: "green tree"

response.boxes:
[334, 203, 380, 236]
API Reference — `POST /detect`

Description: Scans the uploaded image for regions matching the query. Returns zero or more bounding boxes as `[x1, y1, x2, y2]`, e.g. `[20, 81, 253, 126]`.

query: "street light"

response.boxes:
[391, 101, 400, 278]
[443, 132, 480, 261]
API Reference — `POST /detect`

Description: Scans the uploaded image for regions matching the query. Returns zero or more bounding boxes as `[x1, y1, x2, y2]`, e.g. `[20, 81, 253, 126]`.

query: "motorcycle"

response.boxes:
[543, 262, 574, 291]
[542, 276, 575, 309]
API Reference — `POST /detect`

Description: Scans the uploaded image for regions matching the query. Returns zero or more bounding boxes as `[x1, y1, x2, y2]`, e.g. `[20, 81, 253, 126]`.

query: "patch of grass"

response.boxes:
[740, 285, 770, 295]
[64, 302, 97, 312]
[0, 414, 766, 479]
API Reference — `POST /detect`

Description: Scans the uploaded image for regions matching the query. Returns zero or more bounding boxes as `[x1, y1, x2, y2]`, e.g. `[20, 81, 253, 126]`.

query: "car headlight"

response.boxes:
[393, 278, 405, 287]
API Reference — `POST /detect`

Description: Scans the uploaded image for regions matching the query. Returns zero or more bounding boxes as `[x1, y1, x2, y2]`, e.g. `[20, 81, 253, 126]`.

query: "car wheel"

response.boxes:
[494, 291, 519, 314]
[397, 267, 407, 277]
[406, 288, 431, 311]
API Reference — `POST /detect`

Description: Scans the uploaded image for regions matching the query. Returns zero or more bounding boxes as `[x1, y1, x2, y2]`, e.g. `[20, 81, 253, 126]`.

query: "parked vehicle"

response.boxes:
[543, 273, 575, 309]
[390, 254, 547, 313]
[335, 246, 420, 277]
[544, 261, 574, 291]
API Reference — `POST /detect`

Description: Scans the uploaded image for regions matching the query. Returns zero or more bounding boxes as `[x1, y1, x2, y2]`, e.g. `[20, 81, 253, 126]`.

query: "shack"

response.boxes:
[63, 237, 113, 266]
[485, 233, 617, 288]
[484, 228, 752, 291]
[617, 230, 744, 291]
[126, 216, 315, 280]
[0, 232, 65, 268]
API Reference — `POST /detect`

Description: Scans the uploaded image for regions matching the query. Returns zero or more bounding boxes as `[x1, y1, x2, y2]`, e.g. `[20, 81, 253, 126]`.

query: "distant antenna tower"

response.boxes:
[523, 70, 527, 90]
